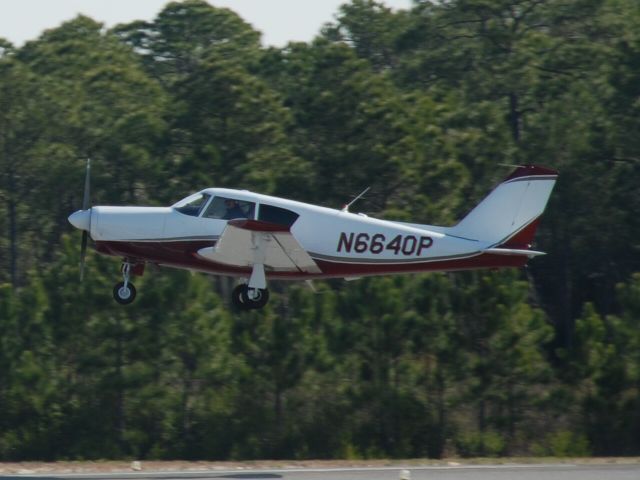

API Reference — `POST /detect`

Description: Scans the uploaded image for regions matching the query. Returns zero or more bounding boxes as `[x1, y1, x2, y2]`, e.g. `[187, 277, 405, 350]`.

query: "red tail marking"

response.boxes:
[504, 165, 558, 181]
[499, 218, 541, 250]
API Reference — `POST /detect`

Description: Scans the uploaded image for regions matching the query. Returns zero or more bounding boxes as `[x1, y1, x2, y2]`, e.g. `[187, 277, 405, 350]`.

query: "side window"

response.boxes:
[258, 204, 299, 227]
[203, 196, 255, 220]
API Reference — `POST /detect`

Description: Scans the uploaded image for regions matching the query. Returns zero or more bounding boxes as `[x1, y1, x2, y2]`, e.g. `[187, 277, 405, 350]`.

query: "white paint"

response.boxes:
[450, 176, 557, 243]
[68, 209, 91, 231]
[74, 168, 557, 280]
[248, 263, 266, 290]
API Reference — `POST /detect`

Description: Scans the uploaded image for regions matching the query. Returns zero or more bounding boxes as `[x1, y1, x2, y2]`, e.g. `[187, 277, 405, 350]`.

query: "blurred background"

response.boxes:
[0, 0, 639, 461]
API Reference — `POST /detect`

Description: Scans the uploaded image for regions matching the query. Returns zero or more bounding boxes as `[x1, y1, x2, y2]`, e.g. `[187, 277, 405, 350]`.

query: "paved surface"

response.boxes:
[3, 464, 640, 480]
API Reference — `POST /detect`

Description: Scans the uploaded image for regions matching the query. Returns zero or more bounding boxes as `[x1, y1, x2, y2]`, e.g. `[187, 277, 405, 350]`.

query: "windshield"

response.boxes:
[172, 193, 211, 217]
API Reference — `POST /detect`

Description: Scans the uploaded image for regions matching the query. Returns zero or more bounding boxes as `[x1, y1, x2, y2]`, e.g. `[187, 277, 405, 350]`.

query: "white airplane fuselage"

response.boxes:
[68, 165, 558, 308]
[84, 188, 516, 280]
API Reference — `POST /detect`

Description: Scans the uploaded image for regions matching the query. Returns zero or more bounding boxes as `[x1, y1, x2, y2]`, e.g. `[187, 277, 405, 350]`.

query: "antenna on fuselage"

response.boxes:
[498, 163, 520, 168]
[341, 186, 370, 213]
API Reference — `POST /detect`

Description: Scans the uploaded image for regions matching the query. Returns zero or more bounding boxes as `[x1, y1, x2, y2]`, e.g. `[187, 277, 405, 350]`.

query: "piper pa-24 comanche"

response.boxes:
[68, 164, 557, 310]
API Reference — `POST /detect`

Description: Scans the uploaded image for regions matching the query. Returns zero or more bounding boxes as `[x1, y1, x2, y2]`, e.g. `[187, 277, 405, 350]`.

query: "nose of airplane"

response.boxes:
[68, 209, 91, 231]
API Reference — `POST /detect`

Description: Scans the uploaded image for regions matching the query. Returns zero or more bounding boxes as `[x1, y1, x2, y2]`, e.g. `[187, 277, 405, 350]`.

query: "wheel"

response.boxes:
[231, 284, 269, 310]
[240, 287, 270, 309]
[113, 281, 137, 305]
[231, 284, 248, 310]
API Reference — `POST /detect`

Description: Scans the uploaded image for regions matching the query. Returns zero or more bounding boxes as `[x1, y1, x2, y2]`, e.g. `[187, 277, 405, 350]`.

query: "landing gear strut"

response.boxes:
[113, 262, 137, 305]
[231, 263, 270, 310]
[231, 284, 270, 310]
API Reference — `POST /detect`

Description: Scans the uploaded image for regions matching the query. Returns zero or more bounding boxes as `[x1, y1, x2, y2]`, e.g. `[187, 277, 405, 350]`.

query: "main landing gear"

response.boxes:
[231, 263, 270, 310]
[232, 284, 270, 310]
[113, 262, 139, 305]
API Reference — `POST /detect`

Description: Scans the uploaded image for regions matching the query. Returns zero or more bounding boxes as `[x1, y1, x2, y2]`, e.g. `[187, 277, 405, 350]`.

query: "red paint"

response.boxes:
[95, 240, 216, 264]
[500, 218, 541, 250]
[313, 254, 527, 277]
[131, 263, 145, 276]
[95, 240, 527, 280]
[228, 219, 290, 232]
[505, 165, 558, 181]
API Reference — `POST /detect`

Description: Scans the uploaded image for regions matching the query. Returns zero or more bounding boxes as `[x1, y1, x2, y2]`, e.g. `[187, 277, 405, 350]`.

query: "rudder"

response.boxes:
[449, 165, 558, 246]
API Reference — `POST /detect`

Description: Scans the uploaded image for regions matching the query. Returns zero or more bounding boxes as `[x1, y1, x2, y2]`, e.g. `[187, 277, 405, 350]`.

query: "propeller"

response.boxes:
[79, 159, 91, 281]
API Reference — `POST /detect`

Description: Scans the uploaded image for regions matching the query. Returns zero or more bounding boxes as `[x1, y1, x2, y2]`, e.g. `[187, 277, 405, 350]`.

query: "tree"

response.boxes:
[323, 0, 411, 71]
[168, 55, 310, 198]
[224, 286, 325, 458]
[398, 0, 604, 142]
[0, 58, 53, 285]
[19, 16, 169, 203]
[0, 0, 639, 461]
[259, 40, 415, 209]
[562, 275, 640, 455]
[112, 0, 261, 84]
[450, 271, 553, 456]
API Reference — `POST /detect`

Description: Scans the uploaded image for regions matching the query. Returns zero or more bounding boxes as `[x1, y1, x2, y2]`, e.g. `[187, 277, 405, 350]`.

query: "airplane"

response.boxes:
[68, 163, 557, 310]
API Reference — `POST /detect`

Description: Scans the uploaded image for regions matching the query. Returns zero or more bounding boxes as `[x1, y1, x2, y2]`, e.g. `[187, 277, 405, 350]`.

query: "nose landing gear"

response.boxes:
[113, 262, 141, 305]
[113, 280, 137, 305]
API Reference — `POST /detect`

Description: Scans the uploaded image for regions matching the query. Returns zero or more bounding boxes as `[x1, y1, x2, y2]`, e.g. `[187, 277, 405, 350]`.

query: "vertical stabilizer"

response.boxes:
[449, 165, 558, 246]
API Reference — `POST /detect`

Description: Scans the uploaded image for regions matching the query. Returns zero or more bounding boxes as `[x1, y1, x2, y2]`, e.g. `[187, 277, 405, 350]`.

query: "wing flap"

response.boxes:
[197, 220, 321, 273]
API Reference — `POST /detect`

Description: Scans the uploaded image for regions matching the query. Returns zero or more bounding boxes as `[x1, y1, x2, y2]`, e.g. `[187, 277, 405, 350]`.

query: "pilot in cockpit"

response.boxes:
[223, 199, 247, 220]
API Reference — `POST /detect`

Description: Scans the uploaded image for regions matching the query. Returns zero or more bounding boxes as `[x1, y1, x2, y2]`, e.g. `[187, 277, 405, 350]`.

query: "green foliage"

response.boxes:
[0, 0, 639, 460]
[169, 56, 309, 197]
[455, 430, 506, 458]
[531, 430, 591, 457]
[112, 0, 261, 83]
[259, 40, 415, 208]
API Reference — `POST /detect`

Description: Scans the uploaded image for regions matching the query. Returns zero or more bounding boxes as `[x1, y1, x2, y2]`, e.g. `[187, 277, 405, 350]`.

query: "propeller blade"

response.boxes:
[80, 230, 88, 282]
[80, 158, 91, 281]
[82, 158, 91, 210]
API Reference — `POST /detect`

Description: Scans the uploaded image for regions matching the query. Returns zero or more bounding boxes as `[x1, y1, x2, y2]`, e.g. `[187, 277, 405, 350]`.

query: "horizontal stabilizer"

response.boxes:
[485, 248, 546, 258]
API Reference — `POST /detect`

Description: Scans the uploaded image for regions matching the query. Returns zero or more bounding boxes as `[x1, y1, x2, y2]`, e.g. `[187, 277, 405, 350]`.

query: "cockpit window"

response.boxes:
[173, 193, 211, 217]
[203, 196, 255, 220]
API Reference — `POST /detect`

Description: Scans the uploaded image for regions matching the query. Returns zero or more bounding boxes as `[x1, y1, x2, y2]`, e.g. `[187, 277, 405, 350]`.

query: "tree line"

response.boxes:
[0, 0, 639, 460]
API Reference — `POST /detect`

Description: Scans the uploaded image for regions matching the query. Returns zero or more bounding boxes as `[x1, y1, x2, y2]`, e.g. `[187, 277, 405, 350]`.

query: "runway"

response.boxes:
[4, 463, 640, 480]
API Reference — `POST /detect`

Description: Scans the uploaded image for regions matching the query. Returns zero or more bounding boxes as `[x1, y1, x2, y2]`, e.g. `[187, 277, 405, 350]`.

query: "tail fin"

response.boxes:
[449, 165, 558, 246]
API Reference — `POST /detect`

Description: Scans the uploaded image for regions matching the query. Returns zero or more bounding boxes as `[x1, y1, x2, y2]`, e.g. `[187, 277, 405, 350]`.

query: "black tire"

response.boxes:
[113, 281, 137, 305]
[231, 284, 248, 310]
[240, 287, 270, 309]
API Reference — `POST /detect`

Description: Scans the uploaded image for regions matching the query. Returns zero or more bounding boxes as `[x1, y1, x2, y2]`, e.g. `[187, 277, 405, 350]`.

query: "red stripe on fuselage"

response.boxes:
[95, 240, 528, 279]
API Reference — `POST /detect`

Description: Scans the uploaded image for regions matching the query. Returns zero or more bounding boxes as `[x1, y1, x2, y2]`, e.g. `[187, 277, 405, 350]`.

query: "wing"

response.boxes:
[196, 219, 321, 273]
